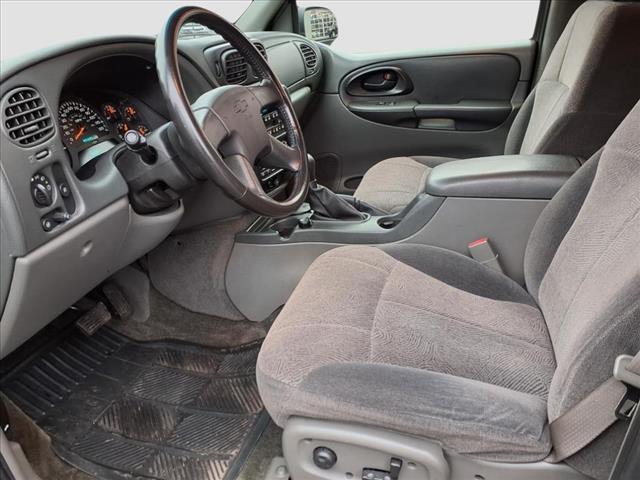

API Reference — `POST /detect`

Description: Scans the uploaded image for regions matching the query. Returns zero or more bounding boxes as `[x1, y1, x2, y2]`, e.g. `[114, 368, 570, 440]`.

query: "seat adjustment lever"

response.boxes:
[614, 354, 640, 421]
[362, 457, 403, 480]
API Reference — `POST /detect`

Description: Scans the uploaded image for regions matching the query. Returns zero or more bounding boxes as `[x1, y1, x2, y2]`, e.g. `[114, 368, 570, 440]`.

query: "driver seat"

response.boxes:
[257, 101, 640, 479]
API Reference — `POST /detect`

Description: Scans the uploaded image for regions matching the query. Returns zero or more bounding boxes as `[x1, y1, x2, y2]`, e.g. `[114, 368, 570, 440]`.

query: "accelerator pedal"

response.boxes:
[76, 302, 112, 336]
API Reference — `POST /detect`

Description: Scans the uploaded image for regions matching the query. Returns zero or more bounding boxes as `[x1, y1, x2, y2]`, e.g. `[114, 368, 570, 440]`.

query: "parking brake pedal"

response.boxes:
[76, 301, 112, 336]
[362, 457, 402, 480]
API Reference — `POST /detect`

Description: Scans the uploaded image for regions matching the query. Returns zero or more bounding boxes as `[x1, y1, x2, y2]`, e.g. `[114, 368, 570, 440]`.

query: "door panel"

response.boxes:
[302, 41, 536, 192]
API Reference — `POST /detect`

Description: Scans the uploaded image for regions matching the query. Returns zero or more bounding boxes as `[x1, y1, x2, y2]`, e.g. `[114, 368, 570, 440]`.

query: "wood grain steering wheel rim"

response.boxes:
[156, 6, 309, 217]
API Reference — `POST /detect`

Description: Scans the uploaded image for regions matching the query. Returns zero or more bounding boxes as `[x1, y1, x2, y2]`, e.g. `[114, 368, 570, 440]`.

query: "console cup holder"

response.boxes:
[378, 217, 400, 229]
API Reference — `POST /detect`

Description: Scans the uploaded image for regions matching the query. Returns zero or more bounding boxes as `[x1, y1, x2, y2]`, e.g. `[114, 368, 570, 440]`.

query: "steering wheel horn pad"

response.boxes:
[156, 7, 309, 217]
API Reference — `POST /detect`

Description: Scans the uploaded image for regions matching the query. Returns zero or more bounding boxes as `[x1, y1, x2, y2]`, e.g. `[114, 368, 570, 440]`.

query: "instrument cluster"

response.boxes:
[58, 95, 151, 168]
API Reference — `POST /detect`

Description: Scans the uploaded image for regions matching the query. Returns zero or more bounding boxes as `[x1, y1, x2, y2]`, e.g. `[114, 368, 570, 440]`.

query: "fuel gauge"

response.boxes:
[137, 124, 150, 136]
[122, 104, 138, 122]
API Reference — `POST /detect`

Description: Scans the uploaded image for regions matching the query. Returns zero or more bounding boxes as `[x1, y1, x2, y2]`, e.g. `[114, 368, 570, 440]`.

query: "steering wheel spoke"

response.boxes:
[224, 154, 263, 195]
[249, 80, 282, 110]
[261, 136, 302, 172]
[192, 106, 228, 150]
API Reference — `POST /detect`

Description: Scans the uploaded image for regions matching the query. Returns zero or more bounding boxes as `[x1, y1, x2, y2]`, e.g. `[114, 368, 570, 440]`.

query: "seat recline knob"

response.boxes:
[313, 446, 337, 469]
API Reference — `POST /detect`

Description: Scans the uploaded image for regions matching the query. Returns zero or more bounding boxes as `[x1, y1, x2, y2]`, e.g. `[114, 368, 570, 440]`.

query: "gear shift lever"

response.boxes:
[306, 154, 368, 220]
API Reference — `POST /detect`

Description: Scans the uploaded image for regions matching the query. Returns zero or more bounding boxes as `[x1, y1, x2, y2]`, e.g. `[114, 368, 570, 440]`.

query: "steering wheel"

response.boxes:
[155, 7, 309, 217]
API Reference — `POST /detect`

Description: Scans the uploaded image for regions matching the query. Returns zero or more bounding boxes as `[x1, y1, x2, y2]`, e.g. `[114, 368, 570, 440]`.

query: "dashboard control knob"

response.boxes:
[51, 211, 70, 223]
[31, 173, 53, 207]
[40, 211, 70, 232]
[41, 217, 55, 232]
[59, 182, 71, 198]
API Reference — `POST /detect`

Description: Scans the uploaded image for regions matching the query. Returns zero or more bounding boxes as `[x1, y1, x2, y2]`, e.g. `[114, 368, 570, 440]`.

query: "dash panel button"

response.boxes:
[59, 182, 71, 198]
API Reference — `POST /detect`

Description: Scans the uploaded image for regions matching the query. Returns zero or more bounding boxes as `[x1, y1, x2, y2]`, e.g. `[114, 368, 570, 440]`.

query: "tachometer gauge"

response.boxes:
[59, 100, 110, 148]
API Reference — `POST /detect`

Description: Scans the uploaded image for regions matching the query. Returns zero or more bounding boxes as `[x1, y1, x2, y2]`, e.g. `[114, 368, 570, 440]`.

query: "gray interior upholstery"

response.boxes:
[503, 86, 536, 156]
[352, 156, 453, 214]
[514, 0, 640, 158]
[523, 153, 600, 301]
[257, 101, 640, 479]
[257, 245, 555, 462]
[355, 0, 640, 214]
[380, 244, 537, 307]
[535, 101, 640, 477]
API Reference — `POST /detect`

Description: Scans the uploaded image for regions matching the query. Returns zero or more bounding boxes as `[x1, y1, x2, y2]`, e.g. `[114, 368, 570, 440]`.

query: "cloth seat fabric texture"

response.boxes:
[257, 99, 640, 480]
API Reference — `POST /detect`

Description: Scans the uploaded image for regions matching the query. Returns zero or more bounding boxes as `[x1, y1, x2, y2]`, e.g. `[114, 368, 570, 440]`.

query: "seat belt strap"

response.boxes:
[546, 352, 640, 463]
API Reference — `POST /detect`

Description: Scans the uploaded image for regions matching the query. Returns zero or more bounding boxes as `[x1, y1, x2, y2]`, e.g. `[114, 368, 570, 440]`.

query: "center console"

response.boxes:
[256, 107, 288, 193]
[227, 154, 582, 321]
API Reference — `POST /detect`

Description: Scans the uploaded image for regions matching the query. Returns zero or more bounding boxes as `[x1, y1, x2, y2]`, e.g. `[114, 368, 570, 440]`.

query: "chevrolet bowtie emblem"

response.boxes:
[233, 99, 249, 114]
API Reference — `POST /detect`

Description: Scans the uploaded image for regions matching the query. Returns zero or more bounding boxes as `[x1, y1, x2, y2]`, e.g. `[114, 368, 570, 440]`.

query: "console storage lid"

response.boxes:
[426, 154, 581, 199]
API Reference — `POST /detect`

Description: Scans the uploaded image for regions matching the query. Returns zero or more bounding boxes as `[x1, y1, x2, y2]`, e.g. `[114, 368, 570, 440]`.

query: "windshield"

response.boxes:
[0, 1, 252, 62]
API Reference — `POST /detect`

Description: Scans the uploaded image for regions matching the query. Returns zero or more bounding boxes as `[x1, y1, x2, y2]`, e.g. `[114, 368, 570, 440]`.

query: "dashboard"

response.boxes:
[0, 32, 323, 357]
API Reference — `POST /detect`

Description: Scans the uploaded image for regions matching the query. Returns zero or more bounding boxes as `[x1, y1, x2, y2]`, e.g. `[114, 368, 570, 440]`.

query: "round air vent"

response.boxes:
[2, 87, 54, 147]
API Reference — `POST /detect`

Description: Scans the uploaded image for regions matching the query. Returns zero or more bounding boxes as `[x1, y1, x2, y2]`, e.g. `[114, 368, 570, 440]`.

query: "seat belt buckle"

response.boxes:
[614, 355, 640, 421]
[468, 237, 504, 273]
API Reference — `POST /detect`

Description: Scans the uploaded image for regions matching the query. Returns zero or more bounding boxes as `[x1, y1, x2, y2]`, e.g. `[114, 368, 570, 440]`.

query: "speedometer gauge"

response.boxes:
[59, 100, 110, 149]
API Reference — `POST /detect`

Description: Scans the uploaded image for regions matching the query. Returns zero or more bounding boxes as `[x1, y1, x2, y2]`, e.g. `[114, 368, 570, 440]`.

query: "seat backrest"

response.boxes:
[504, 0, 640, 160]
[524, 101, 640, 478]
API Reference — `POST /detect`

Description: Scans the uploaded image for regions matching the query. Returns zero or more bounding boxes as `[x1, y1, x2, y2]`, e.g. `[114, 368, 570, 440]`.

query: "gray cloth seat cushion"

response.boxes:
[352, 156, 455, 214]
[257, 244, 557, 462]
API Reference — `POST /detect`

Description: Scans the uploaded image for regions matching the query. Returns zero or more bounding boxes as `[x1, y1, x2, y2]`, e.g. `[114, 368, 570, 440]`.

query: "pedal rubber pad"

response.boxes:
[76, 302, 112, 336]
[102, 283, 132, 319]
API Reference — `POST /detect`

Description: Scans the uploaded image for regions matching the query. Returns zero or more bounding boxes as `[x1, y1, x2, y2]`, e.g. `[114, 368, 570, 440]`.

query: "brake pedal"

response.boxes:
[102, 283, 132, 319]
[76, 302, 112, 336]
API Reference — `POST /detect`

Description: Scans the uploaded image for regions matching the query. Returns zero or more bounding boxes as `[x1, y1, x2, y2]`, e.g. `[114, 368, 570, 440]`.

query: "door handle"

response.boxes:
[345, 67, 411, 97]
[362, 79, 396, 92]
[361, 71, 398, 92]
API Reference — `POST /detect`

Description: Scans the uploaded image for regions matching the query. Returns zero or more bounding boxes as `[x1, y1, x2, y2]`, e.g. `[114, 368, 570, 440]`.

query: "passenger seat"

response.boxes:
[353, 0, 640, 214]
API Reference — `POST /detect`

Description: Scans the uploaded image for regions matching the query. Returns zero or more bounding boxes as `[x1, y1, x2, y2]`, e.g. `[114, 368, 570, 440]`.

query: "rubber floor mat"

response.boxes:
[0, 327, 269, 480]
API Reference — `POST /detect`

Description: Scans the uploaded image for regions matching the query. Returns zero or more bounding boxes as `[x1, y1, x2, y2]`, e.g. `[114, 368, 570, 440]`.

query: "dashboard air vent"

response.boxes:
[299, 44, 318, 70]
[255, 43, 268, 60]
[223, 50, 249, 84]
[3, 87, 54, 147]
[222, 43, 268, 85]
